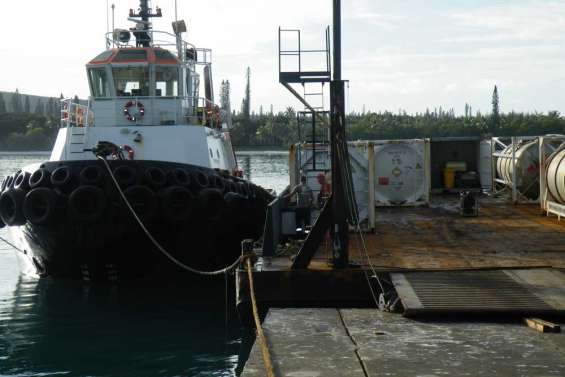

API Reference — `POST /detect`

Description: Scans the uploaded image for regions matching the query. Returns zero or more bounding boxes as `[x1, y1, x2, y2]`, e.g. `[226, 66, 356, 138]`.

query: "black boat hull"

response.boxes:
[0, 160, 272, 281]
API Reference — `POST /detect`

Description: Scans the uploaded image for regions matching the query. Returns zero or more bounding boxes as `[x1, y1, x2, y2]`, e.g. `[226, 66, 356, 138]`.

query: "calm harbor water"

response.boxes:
[0, 151, 288, 377]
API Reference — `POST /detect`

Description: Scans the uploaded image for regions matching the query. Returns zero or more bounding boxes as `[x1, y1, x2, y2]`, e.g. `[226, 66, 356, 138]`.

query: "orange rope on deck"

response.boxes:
[246, 257, 276, 377]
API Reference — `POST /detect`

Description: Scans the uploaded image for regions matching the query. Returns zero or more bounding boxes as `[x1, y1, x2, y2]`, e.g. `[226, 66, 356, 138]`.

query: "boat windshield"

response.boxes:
[113, 67, 149, 97]
[155, 66, 179, 97]
[88, 68, 111, 98]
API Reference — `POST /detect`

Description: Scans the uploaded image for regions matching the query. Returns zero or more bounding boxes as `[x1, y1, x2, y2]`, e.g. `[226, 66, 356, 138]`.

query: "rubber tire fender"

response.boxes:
[144, 167, 167, 189]
[159, 185, 194, 222]
[1, 175, 10, 192]
[211, 175, 226, 192]
[112, 165, 137, 188]
[50, 166, 75, 192]
[29, 168, 51, 189]
[191, 170, 210, 190]
[0, 189, 27, 226]
[79, 165, 105, 186]
[224, 192, 247, 215]
[237, 182, 250, 197]
[14, 171, 31, 191]
[198, 188, 225, 222]
[122, 185, 157, 220]
[168, 168, 191, 187]
[68, 185, 107, 223]
[23, 188, 58, 225]
[4, 175, 15, 191]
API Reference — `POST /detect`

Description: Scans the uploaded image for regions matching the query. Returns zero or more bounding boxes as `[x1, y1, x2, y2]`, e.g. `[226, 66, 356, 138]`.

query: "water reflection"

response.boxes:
[0, 276, 247, 377]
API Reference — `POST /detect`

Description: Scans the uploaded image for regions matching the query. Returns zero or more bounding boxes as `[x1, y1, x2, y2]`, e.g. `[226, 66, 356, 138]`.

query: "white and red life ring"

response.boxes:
[123, 101, 145, 122]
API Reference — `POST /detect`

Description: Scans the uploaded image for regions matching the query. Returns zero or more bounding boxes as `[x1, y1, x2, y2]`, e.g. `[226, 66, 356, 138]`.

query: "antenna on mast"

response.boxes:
[106, 0, 110, 48]
[128, 0, 162, 47]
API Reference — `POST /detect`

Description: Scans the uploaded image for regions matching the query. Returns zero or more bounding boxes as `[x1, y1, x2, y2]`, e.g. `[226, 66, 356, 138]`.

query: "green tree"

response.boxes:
[491, 85, 500, 131]
[34, 98, 45, 115]
[23, 95, 31, 113]
[11, 89, 22, 113]
[0, 93, 6, 114]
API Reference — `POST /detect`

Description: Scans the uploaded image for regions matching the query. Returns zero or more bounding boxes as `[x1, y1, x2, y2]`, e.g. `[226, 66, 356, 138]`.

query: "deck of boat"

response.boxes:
[260, 195, 565, 271]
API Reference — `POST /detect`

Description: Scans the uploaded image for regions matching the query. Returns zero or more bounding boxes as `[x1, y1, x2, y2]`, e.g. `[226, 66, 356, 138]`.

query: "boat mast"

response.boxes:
[129, 0, 162, 46]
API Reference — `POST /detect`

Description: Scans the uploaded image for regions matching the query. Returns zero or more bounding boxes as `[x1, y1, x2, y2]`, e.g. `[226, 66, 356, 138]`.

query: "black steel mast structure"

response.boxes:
[279, 0, 355, 270]
[329, 0, 352, 268]
[129, 0, 162, 46]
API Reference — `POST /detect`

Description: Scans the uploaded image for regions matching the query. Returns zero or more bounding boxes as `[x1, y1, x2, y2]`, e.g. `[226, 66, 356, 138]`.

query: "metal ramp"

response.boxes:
[391, 268, 565, 317]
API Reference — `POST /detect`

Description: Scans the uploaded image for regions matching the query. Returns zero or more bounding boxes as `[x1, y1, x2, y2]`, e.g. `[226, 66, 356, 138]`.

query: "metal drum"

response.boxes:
[496, 140, 539, 199]
[546, 149, 565, 203]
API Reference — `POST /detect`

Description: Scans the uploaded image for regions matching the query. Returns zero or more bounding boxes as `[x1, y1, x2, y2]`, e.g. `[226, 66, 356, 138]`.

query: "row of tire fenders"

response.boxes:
[0, 163, 269, 229]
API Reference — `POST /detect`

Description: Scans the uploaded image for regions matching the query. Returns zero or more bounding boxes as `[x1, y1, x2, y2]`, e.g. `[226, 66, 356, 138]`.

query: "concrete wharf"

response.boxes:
[238, 195, 565, 375]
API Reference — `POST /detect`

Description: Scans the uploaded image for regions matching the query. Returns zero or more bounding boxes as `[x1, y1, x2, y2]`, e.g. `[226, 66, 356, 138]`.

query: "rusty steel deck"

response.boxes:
[261, 196, 565, 272]
[237, 196, 565, 314]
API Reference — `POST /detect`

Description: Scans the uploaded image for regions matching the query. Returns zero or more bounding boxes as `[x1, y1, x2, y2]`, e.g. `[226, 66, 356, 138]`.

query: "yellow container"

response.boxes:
[444, 168, 456, 189]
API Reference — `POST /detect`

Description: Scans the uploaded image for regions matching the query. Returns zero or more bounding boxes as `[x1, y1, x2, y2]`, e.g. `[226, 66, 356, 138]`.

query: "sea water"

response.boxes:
[0, 151, 288, 377]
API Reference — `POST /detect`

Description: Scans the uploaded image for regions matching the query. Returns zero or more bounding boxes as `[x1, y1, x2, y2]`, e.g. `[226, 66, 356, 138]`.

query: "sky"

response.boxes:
[1, 0, 565, 115]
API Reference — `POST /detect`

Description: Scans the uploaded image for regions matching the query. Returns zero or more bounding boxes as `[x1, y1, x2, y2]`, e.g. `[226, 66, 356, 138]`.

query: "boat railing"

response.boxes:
[60, 98, 92, 128]
[104, 30, 212, 65]
[60, 96, 224, 129]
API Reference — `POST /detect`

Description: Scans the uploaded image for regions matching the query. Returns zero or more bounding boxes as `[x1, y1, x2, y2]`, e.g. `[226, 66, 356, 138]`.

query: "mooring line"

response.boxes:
[0, 235, 24, 253]
[98, 156, 242, 276]
[245, 257, 276, 377]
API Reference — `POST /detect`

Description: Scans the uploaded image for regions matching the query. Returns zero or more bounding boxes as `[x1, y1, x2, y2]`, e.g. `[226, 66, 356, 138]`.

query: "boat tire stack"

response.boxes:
[0, 160, 273, 232]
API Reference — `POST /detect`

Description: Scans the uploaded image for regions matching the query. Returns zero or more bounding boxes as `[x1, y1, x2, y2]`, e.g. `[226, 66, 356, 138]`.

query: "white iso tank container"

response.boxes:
[352, 139, 431, 206]
[496, 140, 539, 199]
[479, 140, 493, 191]
[546, 149, 565, 204]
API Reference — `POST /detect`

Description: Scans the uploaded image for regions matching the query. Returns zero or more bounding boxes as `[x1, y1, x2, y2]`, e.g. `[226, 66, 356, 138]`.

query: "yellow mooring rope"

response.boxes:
[245, 257, 276, 377]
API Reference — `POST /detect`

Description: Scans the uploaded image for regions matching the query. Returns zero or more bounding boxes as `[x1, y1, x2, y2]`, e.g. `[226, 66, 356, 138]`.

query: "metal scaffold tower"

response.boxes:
[279, 0, 356, 268]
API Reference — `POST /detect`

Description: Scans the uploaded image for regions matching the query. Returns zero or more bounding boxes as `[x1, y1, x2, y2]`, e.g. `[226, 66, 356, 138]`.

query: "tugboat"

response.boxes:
[0, 1, 272, 281]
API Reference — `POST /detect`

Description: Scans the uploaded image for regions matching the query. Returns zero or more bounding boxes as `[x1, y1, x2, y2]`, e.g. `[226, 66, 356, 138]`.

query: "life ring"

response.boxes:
[123, 101, 145, 122]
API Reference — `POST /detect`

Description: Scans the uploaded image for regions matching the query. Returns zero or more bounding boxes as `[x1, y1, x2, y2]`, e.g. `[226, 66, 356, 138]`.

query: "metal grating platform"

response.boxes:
[391, 269, 565, 316]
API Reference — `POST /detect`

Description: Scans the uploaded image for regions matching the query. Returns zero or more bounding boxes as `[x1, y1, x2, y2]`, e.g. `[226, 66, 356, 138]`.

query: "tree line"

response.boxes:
[229, 81, 565, 147]
[2, 83, 565, 151]
[0, 90, 63, 150]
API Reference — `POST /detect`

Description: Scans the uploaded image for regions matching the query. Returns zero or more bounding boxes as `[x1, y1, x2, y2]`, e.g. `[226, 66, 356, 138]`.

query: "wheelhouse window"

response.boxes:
[113, 66, 149, 97]
[155, 66, 179, 97]
[88, 68, 110, 98]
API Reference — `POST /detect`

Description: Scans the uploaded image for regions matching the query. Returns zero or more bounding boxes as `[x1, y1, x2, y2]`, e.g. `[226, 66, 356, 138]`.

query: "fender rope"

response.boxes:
[245, 257, 276, 377]
[98, 156, 241, 276]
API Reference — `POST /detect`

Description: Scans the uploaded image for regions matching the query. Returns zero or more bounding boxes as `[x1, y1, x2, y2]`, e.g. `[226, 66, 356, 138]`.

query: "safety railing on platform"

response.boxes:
[60, 96, 224, 129]
[60, 99, 92, 128]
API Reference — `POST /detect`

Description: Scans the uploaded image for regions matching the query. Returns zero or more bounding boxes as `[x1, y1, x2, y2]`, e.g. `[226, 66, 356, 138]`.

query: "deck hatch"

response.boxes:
[391, 269, 565, 316]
